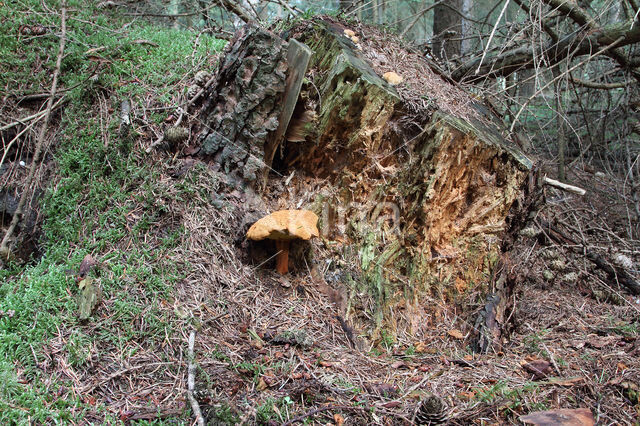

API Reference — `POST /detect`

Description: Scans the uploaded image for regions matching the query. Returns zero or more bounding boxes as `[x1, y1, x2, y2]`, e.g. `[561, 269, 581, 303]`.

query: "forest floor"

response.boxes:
[1, 2, 639, 425]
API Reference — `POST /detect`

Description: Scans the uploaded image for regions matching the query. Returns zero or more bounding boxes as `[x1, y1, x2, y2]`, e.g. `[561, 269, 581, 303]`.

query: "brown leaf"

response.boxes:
[256, 377, 268, 391]
[415, 341, 437, 354]
[365, 382, 398, 396]
[447, 329, 464, 339]
[78, 254, 97, 278]
[381, 400, 401, 408]
[520, 408, 594, 425]
[390, 360, 407, 369]
[333, 413, 344, 426]
[521, 359, 554, 379]
[458, 391, 475, 400]
[585, 334, 617, 349]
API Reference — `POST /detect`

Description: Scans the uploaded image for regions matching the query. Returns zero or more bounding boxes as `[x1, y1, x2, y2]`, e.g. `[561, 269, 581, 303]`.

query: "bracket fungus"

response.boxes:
[247, 210, 319, 274]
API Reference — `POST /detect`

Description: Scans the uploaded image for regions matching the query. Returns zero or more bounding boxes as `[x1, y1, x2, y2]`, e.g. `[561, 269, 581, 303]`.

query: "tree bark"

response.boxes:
[197, 24, 288, 188]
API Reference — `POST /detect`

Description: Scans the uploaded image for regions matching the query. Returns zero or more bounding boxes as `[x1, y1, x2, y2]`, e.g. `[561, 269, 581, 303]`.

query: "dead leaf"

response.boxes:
[333, 413, 344, 426]
[585, 334, 617, 349]
[447, 329, 464, 340]
[78, 254, 97, 278]
[521, 359, 554, 380]
[381, 400, 401, 408]
[390, 360, 407, 369]
[256, 377, 268, 391]
[520, 408, 594, 425]
[458, 391, 475, 400]
[415, 341, 437, 354]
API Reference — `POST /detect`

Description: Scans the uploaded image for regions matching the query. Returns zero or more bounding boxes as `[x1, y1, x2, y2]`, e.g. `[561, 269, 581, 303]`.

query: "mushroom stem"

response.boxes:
[275, 240, 290, 274]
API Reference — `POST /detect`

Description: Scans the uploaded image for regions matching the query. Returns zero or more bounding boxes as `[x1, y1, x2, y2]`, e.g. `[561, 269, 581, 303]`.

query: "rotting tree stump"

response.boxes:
[197, 24, 288, 186]
[198, 17, 532, 342]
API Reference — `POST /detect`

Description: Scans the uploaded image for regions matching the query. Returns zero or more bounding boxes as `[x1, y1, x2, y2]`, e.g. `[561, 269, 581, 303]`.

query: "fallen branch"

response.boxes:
[537, 219, 640, 295]
[0, 95, 67, 132]
[0, 1, 67, 259]
[187, 330, 205, 426]
[543, 176, 586, 195]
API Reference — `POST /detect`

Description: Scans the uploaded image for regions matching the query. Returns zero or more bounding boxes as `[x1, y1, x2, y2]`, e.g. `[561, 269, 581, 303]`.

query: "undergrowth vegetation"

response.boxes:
[0, 1, 225, 422]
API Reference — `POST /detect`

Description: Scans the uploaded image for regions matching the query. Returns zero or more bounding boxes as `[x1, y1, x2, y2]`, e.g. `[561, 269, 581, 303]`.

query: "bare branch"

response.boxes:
[453, 19, 640, 81]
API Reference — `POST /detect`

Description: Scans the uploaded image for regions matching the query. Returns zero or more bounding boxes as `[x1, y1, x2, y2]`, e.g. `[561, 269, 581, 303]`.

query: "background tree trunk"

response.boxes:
[432, 0, 462, 60]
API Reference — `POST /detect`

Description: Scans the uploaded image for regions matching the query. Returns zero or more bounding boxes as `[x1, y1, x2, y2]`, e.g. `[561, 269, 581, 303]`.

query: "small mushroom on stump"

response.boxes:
[246, 210, 319, 274]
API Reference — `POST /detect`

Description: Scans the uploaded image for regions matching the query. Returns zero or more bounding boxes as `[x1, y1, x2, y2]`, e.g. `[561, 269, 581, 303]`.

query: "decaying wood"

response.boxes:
[538, 219, 640, 295]
[472, 258, 516, 353]
[200, 17, 532, 337]
[197, 24, 288, 188]
[263, 38, 312, 183]
[472, 167, 543, 352]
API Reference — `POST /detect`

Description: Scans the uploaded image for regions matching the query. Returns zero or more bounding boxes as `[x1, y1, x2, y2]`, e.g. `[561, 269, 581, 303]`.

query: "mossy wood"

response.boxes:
[200, 18, 532, 339]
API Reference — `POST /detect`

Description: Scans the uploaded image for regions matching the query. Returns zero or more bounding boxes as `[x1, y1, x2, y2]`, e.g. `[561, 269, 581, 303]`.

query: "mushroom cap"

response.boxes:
[383, 71, 403, 85]
[247, 210, 319, 241]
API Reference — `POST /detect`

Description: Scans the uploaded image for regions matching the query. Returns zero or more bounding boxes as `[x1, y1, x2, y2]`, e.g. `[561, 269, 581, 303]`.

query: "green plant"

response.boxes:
[474, 380, 545, 416]
[212, 403, 241, 424]
[523, 329, 550, 354]
[0, 1, 226, 422]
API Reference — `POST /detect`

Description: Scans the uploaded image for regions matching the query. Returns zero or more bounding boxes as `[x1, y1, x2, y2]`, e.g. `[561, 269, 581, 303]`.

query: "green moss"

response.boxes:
[0, 1, 226, 422]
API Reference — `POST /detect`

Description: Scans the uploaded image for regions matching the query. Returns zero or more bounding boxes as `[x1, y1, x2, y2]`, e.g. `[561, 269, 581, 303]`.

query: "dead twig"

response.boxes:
[0, 1, 67, 259]
[281, 405, 367, 425]
[187, 330, 205, 426]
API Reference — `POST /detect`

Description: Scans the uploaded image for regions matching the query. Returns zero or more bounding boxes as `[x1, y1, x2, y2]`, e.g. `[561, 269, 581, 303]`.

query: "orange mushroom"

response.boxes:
[246, 210, 319, 274]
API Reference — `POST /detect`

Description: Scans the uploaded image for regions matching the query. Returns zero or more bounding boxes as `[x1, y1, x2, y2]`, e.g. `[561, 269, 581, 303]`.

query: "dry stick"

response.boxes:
[187, 330, 205, 426]
[509, 35, 625, 133]
[0, 2, 67, 257]
[543, 176, 586, 195]
[0, 95, 67, 132]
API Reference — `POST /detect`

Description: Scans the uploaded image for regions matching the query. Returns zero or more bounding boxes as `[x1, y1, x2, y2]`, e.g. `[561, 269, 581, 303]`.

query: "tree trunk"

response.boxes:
[461, 0, 473, 55]
[432, 0, 462, 60]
